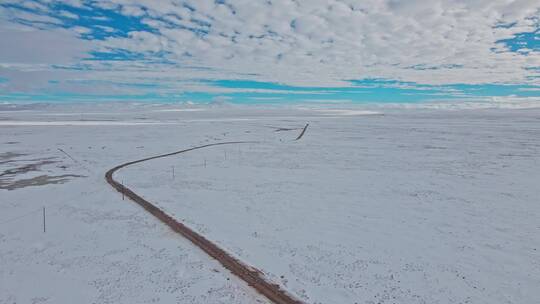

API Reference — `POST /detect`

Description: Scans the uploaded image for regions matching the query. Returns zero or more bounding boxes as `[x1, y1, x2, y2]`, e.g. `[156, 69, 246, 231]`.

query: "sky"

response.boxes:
[0, 0, 539, 105]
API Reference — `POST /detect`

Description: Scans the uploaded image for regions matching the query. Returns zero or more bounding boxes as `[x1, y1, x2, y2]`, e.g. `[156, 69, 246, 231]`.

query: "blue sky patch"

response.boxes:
[2, 79, 538, 105]
[1, 1, 155, 40]
[497, 27, 539, 53]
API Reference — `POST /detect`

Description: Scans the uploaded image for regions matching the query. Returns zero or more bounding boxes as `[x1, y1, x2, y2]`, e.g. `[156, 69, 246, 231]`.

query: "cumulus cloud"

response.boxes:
[88, 0, 539, 86]
[0, 23, 91, 65]
[0, 0, 539, 99]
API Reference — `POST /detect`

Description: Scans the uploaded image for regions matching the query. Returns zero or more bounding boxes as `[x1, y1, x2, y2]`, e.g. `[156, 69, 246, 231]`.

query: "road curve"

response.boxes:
[105, 141, 304, 304]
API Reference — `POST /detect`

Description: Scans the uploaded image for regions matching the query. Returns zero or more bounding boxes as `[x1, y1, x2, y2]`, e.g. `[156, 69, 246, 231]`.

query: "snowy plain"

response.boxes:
[1, 103, 539, 304]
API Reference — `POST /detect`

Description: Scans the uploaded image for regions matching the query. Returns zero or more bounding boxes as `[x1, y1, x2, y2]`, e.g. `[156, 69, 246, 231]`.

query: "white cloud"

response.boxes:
[0, 24, 91, 65]
[59, 10, 79, 19]
[0, 14, 92, 91]
[518, 87, 540, 91]
[0, 0, 539, 95]
[85, 0, 539, 86]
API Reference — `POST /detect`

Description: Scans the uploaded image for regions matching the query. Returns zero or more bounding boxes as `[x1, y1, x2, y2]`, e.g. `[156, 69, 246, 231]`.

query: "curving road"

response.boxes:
[105, 141, 304, 304]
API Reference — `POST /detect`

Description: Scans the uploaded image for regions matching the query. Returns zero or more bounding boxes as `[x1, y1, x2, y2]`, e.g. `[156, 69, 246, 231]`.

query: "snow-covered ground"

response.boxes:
[1, 104, 539, 304]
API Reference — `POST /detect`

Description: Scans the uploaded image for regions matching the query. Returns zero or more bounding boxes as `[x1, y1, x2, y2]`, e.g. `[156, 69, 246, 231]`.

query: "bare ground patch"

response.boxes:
[0, 174, 84, 190]
[0, 152, 84, 190]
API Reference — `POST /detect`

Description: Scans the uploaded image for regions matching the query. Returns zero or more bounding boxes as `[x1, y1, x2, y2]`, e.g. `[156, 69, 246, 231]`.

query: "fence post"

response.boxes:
[43, 207, 46, 233]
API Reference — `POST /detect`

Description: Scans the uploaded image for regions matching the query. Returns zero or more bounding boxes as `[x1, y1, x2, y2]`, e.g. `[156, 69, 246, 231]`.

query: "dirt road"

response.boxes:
[105, 142, 304, 304]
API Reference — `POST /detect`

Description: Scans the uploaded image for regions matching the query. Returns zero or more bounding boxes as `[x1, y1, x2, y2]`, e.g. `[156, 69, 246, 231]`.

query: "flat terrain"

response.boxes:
[1, 104, 539, 304]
